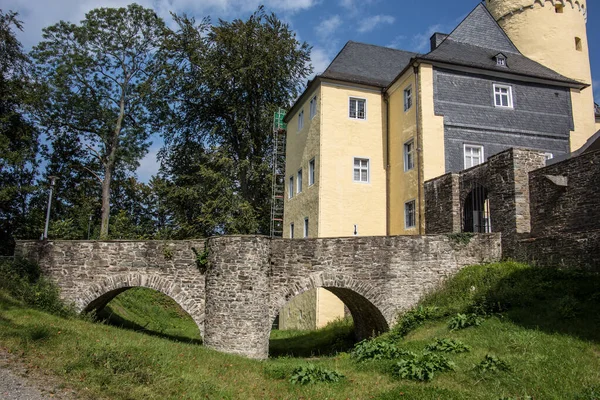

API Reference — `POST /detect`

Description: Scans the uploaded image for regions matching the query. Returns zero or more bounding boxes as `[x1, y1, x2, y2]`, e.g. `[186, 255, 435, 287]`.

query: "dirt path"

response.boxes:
[0, 349, 78, 400]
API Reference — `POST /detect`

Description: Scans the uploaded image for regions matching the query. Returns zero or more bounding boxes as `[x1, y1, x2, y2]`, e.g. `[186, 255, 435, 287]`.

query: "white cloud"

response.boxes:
[309, 46, 332, 77]
[315, 15, 342, 39]
[4, 0, 319, 48]
[136, 144, 161, 183]
[386, 35, 407, 50]
[411, 23, 443, 53]
[357, 15, 394, 34]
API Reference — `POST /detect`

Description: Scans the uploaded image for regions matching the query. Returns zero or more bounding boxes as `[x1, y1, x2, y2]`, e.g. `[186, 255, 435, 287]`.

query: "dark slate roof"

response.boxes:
[418, 4, 581, 86]
[595, 103, 600, 119]
[321, 41, 418, 88]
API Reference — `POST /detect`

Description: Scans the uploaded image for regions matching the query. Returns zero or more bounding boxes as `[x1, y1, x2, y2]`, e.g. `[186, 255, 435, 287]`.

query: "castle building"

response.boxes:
[278, 0, 596, 330]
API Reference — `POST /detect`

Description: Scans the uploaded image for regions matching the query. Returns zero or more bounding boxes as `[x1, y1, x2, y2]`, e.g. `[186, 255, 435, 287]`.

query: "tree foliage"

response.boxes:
[156, 7, 312, 236]
[0, 10, 40, 254]
[30, 4, 170, 238]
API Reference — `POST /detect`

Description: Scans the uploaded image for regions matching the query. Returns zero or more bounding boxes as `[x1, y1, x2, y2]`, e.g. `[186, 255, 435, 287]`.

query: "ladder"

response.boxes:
[270, 109, 287, 238]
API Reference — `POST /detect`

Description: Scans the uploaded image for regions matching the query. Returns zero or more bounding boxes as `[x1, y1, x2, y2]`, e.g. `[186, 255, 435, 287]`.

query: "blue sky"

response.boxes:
[5, 0, 600, 182]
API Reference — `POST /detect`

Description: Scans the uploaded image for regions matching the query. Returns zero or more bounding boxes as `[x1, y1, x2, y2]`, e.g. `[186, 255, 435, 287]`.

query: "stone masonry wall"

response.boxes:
[16, 234, 502, 360]
[15, 240, 207, 334]
[527, 149, 600, 269]
[424, 173, 461, 234]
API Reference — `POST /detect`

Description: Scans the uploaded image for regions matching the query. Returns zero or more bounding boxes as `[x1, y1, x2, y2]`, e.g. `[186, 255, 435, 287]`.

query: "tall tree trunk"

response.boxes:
[100, 165, 112, 239]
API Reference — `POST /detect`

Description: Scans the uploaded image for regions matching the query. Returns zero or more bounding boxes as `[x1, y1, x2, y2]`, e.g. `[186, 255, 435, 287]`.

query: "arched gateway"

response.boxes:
[16, 234, 500, 359]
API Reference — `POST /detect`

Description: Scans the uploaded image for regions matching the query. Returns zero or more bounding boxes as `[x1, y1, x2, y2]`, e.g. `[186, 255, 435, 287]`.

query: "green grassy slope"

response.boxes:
[0, 262, 599, 399]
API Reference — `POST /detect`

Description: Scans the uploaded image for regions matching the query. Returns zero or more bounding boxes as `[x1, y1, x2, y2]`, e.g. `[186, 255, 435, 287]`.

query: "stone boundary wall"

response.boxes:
[15, 240, 207, 334]
[526, 149, 600, 270]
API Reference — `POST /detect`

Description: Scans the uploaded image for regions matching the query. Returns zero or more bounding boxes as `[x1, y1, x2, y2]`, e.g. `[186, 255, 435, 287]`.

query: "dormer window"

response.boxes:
[495, 53, 507, 67]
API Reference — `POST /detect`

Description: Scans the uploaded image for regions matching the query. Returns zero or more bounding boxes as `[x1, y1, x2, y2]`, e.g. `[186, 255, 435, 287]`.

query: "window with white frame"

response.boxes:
[404, 85, 413, 111]
[493, 84, 513, 108]
[298, 109, 304, 131]
[309, 158, 315, 186]
[353, 158, 369, 182]
[404, 140, 415, 171]
[309, 95, 317, 119]
[297, 169, 303, 194]
[290, 223, 294, 239]
[405, 200, 416, 229]
[288, 176, 294, 198]
[464, 145, 484, 169]
[303, 218, 309, 238]
[544, 152, 554, 161]
[349, 97, 366, 120]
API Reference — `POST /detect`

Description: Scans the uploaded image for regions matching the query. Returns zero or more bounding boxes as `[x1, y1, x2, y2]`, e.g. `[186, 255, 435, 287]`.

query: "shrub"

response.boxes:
[475, 354, 511, 374]
[289, 364, 344, 385]
[0, 258, 76, 318]
[351, 340, 415, 362]
[392, 352, 455, 382]
[447, 313, 484, 331]
[388, 306, 439, 340]
[425, 338, 471, 353]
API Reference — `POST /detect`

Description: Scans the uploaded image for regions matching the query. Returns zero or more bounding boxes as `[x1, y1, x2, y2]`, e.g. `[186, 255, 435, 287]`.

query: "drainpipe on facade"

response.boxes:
[384, 91, 390, 236]
[413, 63, 423, 235]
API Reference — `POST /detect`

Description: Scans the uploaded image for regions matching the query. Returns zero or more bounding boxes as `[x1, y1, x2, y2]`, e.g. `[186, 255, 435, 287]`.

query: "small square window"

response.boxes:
[303, 218, 309, 238]
[353, 158, 369, 182]
[309, 96, 317, 119]
[288, 176, 294, 199]
[298, 110, 304, 131]
[404, 140, 415, 171]
[309, 159, 315, 186]
[405, 200, 416, 229]
[290, 223, 294, 239]
[464, 145, 484, 169]
[493, 84, 513, 108]
[297, 169, 303, 194]
[555, 4, 564, 13]
[349, 97, 366, 119]
[404, 86, 413, 111]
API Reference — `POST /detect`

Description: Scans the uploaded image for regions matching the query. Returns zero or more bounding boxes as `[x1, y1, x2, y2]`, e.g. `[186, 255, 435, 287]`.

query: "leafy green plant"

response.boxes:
[289, 364, 344, 385]
[388, 306, 439, 340]
[392, 352, 455, 382]
[425, 338, 471, 353]
[192, 246, 209, 273]
[557, 295, 580, 319]
[162, 245, 174, 261]
[448, 313, 484, 331]
[351, 340, 414, 362]
[475, 354, 511, 374]
[446, 232, 475, 245]
[574, 384, 600, 400]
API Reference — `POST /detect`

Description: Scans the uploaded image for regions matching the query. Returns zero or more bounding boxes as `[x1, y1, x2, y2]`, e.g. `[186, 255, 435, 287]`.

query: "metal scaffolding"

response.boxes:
[270, 109, 287, 238]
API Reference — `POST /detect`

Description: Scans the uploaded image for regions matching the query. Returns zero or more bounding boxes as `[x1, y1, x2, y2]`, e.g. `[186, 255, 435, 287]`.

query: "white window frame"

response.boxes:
[290, 223, 294, 239]
[404, 85, 413, 112]
[493, 84, 513, 108]
[309, 158, 315, 186]
[404, 139, 415, 171]
[297, 109, 304, 131]
[464, 144, 485, 169]
[405, 200, 416, 230]
[309, 95, 317, 119]
[297, 169, 303, 194]
[288, 176, 294, 199]
[303, 217, 309, 238]
[544, 152, 554, 161]
[353, 157, 370, 183]
[349, 97, 367, 120]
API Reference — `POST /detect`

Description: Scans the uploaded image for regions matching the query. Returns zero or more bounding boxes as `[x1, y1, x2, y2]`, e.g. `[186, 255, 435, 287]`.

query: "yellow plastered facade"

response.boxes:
[486, 0, 595, 151]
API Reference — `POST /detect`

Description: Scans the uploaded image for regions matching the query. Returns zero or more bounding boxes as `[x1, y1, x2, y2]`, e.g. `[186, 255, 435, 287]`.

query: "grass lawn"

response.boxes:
[1, 261, 599, 399]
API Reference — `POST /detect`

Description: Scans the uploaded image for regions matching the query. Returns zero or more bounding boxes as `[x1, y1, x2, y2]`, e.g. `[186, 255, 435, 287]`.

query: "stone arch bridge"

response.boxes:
[15, 234, 500, 359]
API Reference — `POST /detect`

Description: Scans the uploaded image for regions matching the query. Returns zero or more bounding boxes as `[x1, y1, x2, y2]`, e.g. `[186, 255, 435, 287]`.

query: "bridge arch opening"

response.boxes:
[269, 276, 390, 357]
[79, 274, 204, 342]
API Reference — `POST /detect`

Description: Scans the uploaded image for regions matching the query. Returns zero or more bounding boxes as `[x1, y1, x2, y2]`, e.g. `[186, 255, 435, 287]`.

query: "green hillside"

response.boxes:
[0, 261, 599, 399]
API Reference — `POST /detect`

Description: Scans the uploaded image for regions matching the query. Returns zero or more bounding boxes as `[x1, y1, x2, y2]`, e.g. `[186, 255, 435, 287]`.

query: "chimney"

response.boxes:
[430, 33, 448, 51]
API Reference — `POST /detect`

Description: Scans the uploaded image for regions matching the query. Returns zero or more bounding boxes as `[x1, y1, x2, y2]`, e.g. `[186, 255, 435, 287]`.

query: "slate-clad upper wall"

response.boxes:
[434, 68, 573, 173]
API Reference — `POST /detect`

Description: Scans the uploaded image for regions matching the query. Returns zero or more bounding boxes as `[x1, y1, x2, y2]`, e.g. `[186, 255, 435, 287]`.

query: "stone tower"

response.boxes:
[486, 0, 595, 150]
